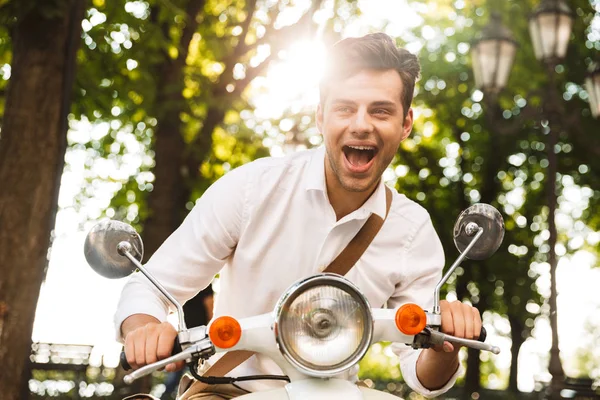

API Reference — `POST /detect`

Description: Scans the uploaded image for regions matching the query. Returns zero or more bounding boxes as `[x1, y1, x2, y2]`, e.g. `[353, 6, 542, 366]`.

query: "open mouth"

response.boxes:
[342, 145, 378, 172]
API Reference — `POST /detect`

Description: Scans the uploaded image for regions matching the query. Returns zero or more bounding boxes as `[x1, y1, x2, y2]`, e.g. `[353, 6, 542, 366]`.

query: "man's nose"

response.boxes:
[349, 109, 374, 136]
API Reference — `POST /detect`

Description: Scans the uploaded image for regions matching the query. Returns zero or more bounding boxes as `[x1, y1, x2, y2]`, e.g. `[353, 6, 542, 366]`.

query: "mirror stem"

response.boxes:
[120, 245, 188, 331]
[433, 226, 484, 315]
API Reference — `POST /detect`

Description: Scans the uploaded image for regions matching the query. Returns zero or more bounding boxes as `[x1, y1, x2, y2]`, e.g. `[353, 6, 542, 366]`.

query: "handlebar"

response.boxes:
[121, 337, 183, 371]
[426, 326, 499, 354]
[478, 326, 487, 342]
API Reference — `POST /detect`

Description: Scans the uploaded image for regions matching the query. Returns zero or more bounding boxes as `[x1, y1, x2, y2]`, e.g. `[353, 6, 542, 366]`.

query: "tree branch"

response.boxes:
[177, 0, 206, 63]
[186, 0, 326, 179]
[218, 0, 324, 93]
[234, 0, 258, 58]
[227, 0, 325, 97]
[217, 0, 258, 95]
[229, 51, 277, 96]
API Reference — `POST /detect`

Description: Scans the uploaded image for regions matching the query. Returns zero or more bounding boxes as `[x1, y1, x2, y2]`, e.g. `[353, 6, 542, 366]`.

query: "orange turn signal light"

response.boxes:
[395, 304, 427, 335]
[209, 316, 242, 349]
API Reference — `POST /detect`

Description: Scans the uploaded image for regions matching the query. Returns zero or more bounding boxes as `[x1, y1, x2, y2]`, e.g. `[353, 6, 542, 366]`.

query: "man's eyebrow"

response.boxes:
[370, 101, 397, 108]
[330, 99, 398, 108]
[330, 99, 357, 105]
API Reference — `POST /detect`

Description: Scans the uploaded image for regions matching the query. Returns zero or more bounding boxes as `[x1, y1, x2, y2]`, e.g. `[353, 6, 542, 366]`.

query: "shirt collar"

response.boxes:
[304, 146, 388, 220]
[360, 178, 388, 220]
[305, 146, 327, 192]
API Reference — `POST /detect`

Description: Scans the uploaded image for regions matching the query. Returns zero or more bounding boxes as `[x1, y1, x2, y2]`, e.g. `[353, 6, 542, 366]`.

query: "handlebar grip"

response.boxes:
[121, 337, 183, 371]
[478, 326, 487, 342]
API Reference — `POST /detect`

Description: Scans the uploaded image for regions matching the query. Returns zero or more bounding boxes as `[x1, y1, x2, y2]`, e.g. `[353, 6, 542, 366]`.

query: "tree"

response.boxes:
[0, 1, 85, 398]
[396, 0, 600, 394]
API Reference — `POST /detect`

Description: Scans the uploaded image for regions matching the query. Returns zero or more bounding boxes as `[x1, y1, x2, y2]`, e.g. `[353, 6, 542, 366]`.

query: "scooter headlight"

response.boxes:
[274, 274, 373, 377]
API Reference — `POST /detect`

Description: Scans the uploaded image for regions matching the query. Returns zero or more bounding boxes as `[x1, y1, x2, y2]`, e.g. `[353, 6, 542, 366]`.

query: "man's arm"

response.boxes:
[388, 216, 470, 397]
[114, 164, 252, 369]
[416, 348, 460, 390]
[416, 299, 482, 389]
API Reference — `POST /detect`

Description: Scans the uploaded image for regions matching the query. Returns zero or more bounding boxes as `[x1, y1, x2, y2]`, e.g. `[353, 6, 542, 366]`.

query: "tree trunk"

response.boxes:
[464, 341, 483, 394]
[0, 1, 83, 399]
[508, 314, 524, 393]
[142, 0, 204, 259]
[143, 92, 189, 258]
[461, 105, 504, 394]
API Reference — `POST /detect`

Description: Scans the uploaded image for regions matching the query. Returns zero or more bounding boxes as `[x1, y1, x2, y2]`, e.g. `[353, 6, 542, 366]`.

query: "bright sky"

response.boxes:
[31, 0, 600, 393]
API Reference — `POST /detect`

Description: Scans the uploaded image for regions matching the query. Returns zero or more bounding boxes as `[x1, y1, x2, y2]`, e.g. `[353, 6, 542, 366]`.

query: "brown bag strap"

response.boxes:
[193, 187, 393, 390]
[324, 186, 392, 275]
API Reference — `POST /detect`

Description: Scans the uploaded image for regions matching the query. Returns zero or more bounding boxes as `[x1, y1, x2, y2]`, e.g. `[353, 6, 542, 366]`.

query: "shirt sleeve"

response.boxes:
[113, 164, 250, 341]
[387, 216, 462, 398]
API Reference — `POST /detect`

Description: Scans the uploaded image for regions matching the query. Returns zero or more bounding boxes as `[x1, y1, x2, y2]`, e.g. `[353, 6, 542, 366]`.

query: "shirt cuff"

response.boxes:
[399, 348, 463, 398]
[113, 276, 171, 343]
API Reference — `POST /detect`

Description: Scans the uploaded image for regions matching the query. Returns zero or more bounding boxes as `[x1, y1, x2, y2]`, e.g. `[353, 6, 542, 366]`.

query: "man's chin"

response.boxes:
[339, 176, 378, 193]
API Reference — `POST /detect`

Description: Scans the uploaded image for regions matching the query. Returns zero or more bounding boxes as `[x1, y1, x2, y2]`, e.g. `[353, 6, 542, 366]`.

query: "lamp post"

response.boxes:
[471, 1, 577, 398]
[528, 1, 573, 398]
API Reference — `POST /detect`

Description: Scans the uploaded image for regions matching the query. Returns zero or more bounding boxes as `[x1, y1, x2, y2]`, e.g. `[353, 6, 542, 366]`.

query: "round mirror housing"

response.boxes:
[453, 204, 504, 260]
[84, 220, 144, 279]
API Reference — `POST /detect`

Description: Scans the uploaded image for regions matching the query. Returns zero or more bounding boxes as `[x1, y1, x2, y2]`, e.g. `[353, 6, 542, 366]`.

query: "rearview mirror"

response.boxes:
[83, 220, 144, 279]
[453, 203, 504, 261]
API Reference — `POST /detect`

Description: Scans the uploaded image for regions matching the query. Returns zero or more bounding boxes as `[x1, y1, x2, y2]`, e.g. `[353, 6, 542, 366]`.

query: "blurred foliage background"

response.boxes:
[0, 0, 599, 399]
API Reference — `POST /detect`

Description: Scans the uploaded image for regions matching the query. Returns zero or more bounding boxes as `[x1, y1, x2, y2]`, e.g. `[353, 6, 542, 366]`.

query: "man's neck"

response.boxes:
[324, 162, 379, 221]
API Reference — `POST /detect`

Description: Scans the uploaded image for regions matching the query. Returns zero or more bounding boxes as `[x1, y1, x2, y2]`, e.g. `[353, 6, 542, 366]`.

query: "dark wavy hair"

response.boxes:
[320, 33, 421, 117]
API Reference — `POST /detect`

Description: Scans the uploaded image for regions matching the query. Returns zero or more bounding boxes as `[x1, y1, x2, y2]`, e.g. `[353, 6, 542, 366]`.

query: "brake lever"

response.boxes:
[123, 338, 215, 384]
[426, 329, 500, 354]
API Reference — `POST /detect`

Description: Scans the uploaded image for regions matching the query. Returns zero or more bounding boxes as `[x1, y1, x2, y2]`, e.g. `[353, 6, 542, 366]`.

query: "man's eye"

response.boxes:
[373, 109, 389, 115]
[337, 107, 351, 113]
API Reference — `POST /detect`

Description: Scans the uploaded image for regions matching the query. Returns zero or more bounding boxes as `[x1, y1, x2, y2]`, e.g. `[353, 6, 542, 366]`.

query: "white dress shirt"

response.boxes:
[115, 146, 460, 397]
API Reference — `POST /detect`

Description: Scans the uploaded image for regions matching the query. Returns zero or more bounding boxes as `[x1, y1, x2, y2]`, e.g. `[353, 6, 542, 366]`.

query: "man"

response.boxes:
[115, 32, 481, 398]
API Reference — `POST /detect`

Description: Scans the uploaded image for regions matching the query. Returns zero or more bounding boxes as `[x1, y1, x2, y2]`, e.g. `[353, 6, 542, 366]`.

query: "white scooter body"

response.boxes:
[204, 310, 415, 399]
[238, 379, 400, 400]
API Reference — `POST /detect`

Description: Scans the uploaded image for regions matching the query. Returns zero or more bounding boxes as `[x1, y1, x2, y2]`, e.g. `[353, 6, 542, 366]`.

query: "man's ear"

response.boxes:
[401, 107, 414, 141]
[316, 103, 324, 133]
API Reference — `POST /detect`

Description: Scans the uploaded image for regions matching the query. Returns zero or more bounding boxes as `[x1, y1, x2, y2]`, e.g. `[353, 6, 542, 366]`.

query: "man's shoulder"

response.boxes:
[234, 148, 316, 179]
[388, 189, 432, 229]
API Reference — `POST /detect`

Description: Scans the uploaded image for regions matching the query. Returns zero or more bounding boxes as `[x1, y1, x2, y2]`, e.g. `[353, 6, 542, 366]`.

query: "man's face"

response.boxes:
[317, 69, 413, 194]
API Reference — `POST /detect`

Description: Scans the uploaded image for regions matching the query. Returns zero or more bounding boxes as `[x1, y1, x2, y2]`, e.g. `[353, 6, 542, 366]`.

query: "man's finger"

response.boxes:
[462, 303, 474, 340]
[125, 333, 138, 370]
[165, 361, 186, 373]
[472, 307, 482, 340]
[145, 325, 160, 365]
[157, 323, 177, 360]
[134, 331, 146, 368]
[443, 341, 454, 353]
[450, 301, 465, 338]
[440, 300, 454, 336]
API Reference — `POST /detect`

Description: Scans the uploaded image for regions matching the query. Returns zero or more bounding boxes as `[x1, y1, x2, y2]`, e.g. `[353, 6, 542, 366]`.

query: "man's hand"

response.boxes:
[416, 300, 482, 390]
[437, 299, 482, 352]
[121, 314, 185, 372]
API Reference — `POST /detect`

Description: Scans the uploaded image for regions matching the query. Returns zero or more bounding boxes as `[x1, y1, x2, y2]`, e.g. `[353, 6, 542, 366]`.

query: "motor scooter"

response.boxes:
[83, 203, 505, 399]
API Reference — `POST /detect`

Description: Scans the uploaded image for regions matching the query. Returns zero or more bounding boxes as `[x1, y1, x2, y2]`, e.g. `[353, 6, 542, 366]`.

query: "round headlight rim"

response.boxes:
[273, 273, 374, 377]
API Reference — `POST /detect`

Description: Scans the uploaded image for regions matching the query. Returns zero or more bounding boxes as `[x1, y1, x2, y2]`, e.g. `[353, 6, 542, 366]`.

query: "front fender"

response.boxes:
[358, 387, 404, 399]
[236, 379, 404, 400]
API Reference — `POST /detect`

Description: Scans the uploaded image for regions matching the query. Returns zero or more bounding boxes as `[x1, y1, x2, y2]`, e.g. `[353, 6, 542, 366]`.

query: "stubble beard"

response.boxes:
[328, 153, 380, 194]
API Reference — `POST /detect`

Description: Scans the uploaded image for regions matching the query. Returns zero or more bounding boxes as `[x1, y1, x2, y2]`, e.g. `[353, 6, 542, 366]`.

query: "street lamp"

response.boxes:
[528, 0, 574, 66]
[471, 12, 518, 96]
[470, 1, 578, 398]
[586, 61, 600, 118]
[528, 2, 574, 398]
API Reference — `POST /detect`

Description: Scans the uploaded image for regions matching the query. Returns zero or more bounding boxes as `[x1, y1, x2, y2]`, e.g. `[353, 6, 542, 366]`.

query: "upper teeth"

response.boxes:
[348, 145, 375, 151]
